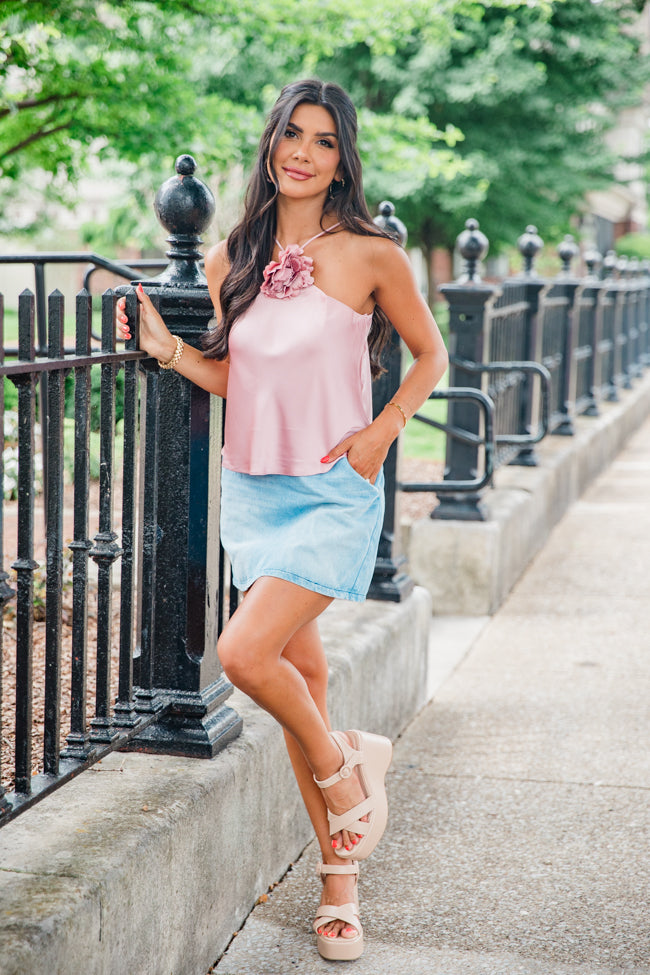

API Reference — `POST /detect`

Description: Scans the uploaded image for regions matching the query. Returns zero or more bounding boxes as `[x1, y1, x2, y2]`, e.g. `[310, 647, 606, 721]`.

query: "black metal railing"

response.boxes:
[0, 156, 243, 825]
[399, 387, 496, 494]
[0, 253, 168, 354]
[1, 283, 243, 823]
[0, 253, 168, 516]
[423, 219, 650, 520]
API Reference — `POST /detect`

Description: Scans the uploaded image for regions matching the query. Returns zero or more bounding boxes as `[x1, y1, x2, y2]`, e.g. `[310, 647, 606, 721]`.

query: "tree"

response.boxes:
[4, 0, 648, 283]
[0, 0, 469, 239]
[0, 1, 542, 230]
[313, 0, 650, 274]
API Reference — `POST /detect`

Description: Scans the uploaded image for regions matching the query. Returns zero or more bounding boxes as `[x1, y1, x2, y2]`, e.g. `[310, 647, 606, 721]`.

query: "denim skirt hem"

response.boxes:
[220, 457, 385, 602]
[226, 568, 368, 602]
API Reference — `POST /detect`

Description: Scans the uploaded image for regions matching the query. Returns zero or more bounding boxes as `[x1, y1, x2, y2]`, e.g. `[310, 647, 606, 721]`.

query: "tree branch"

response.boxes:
[2, 121, 72, 157]
[0, 92, 81, 121]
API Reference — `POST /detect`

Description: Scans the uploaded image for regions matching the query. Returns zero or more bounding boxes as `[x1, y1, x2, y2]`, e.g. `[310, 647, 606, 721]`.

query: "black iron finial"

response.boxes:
[457, 218, 489, 283]
[603, 249, 618, 278]
[146, 154, 216, 288]
[557, 234, 579, 274]
[374, 201, 408, 246]
[517, 225, 543, 275]
[583, 247, 602, 279]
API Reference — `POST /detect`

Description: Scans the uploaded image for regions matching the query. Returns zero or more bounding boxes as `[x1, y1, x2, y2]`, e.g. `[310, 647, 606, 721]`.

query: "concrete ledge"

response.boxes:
[406, 372, 650, 615]
[0, 587, 431, 975]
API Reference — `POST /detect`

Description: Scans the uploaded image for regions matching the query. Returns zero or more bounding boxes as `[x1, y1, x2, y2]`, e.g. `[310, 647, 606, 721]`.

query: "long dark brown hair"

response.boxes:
[202, 78, 394, 377]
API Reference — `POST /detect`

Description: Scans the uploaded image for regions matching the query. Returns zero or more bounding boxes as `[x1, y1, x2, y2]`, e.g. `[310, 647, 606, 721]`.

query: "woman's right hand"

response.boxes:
[116, 283, 177, 363]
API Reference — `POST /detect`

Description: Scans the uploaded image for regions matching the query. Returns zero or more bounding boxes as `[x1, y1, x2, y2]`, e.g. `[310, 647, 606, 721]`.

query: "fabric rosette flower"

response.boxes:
[260, 244, 314, 299]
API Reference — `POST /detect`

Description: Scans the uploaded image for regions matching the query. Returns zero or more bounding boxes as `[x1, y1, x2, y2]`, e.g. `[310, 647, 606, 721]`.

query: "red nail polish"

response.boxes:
[320, 456, 330, 463]
[331, 840, 338, 849]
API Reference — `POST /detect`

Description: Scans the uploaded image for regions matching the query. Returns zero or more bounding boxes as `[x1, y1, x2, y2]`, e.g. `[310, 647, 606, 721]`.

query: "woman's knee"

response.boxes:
[217, 628, 270, 693]
[217, 630, 249, 687]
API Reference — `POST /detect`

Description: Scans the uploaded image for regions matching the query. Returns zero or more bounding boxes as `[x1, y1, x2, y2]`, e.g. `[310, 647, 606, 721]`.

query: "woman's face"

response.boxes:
[270, 102, 342, 201]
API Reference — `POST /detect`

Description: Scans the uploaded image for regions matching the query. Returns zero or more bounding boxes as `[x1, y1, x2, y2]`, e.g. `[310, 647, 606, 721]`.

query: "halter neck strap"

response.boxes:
[276, 222, 341, 252]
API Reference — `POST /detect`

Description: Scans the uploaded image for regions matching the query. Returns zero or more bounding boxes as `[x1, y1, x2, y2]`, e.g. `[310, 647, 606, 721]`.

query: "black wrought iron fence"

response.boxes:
[0, 281, 247, 824]
[486, 282, 537, 466]
[420, 219, 650, 520]
[0, 155, 245, 825]
[572, 282, 600, 417]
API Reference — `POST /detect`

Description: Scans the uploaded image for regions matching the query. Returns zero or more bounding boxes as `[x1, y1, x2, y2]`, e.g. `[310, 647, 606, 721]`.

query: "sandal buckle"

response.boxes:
[339, 762, 353, 779]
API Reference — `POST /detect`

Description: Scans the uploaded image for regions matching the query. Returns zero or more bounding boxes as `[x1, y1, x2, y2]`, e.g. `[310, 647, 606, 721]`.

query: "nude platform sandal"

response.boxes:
[313, 861, 363, 961]
[314, 730, 392, 861]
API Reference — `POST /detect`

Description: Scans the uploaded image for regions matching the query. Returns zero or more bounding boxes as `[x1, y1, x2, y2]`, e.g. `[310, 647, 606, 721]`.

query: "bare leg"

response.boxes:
[218, 578, 365, 938]
[281, 621, 358, 939]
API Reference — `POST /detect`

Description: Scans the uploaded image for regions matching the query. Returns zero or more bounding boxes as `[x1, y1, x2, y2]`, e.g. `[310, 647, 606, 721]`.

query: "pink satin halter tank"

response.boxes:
[222, 223, 374, 476]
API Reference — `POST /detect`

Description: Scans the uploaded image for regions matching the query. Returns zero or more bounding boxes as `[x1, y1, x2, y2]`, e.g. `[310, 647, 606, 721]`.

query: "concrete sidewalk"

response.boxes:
[215, 417, 650, 974]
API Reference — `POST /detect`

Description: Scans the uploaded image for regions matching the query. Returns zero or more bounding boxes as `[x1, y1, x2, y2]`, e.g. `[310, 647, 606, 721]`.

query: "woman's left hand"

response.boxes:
[321, 411, 402, 484]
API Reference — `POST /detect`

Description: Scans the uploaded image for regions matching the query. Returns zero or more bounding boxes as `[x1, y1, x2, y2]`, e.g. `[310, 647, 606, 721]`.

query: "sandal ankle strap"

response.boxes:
[313, 732, 363, 789]
[317, 861, 359, 877]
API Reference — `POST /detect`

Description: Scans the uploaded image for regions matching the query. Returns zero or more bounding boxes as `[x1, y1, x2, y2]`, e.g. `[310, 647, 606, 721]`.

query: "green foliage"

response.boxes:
[3, 375, 17, 412]
[2, 0, 649, 279]
[316, 0, 650, 256]
[62, 365, 124, 431]
[62, 415, 123, 481]
[402, 396, 448, 462]
[614, 233, 650, 261]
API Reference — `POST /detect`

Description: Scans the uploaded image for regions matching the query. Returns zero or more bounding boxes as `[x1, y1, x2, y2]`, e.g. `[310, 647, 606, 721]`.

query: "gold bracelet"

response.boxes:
[386, 400, 407, 428]
[158, 335, 184, 370]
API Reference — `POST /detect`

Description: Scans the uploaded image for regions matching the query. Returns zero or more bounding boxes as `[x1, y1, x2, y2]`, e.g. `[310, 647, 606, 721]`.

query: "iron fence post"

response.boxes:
[10, 291, 39, 794]
[120, 155, 242, 758]
[434, 220, 494, 521]
[579, 249, 603, 417]
[641, 261, 650, 365]
[0, 295, 15, 819]
[367, 202, 414, 601]
[601, 252, 621, 401]
[551, 235, 580, 436]
[580, 281, 602, 417]
[509, 225, 545, 466]
[615, 257, 633, 389]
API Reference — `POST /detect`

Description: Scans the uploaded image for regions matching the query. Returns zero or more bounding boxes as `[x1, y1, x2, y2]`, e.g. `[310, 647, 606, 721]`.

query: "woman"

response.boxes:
[117, 78, 448, 962]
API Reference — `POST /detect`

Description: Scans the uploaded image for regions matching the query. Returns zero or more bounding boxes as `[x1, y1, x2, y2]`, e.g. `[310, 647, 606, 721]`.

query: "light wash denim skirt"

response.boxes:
[220, 456, 385, 602]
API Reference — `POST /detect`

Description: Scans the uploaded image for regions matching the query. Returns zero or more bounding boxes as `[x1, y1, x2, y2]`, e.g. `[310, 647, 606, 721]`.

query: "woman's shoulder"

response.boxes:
[204, 240, 231, 313]
[336, 228, 401, 260]
[204, 239, 231, 296]
[204, 239, 230, 273]
[338, 230, 407, 283]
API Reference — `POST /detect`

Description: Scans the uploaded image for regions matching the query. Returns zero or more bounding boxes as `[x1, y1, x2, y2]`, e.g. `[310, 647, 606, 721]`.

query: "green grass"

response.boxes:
[2, 304, 91, 346]
[401, 300, 450, 463]
[403, 393, 448, 461]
